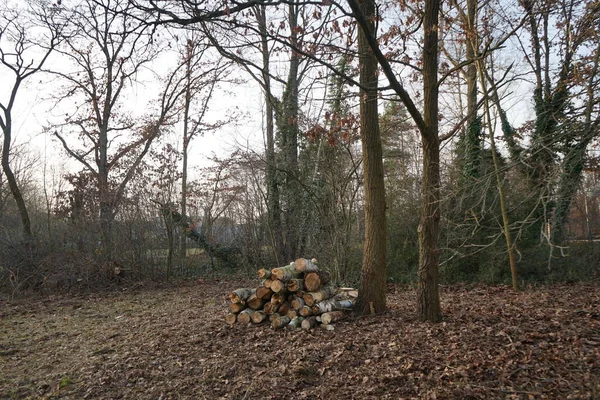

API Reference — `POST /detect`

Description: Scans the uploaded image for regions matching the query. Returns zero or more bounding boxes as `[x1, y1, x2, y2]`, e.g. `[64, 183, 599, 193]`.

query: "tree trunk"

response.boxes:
[417, 0, 442, 323]
[354, 0, 387, 316]
[180, 40, 193, 260]
[275, 3, 302, 262]
[164, 209, 175, 280]
[257, 5, 285, 264]
[1, 130, 32, 241]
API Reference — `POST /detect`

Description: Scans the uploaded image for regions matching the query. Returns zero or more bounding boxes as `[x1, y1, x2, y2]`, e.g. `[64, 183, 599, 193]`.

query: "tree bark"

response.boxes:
[228, 288, 256, 303]
[294, 258, 319, 272]
[272, 263, 302, 281]
[304, 286, 337, 306]
[1, 130, 32, 241]
[256, 5, 285, 265]
[354, 0, 387, 316]
[301, 316, 318, 330]
[417, 0, 442, 323]
[286, 278, 304, 292]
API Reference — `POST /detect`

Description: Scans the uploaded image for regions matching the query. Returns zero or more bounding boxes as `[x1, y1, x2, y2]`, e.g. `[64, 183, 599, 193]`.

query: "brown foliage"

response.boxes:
[1, 282, 598, 399]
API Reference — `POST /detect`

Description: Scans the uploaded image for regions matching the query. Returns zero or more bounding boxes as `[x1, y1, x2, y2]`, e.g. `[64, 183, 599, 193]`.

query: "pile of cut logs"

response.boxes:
[225, 258, 357, 330]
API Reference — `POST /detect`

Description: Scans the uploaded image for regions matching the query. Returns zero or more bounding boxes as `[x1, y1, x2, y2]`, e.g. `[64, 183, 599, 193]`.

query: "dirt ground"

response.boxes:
[1, 280, 599, 399]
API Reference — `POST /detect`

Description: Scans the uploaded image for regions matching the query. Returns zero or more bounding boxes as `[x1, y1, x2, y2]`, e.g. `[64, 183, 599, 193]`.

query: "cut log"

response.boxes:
[294, 258, 319, 272]
[286, 309, 298, 319]
[271, 292, 287, 305]
[263, 279, 274, 289]
[337, 287, 359, 300]
[251, 310, 267, 324]
[278, 301, 291, 316]
[303, 286, 337, 306]
[311, 299, 354, 314]
[225, 313, 237, 325]
[304, 271, 330, 292]
[256, 286, 273, 300]
[298, 305, 313, 317]
[290, 296, 305, 310]
[270, 279, 288, 293]
[247, 294, 266, 310]
[320, 323, 335, 331]
[263, 302, 279, 315]
[271, 314, 291, 329]
[271, 263, 302, 282]
[257, 268, 272, 279]
[228, 288, 256, 304]
[301, 316, 318, 330]
[228, 302, 246, 313]
[321, 311, 346, 325]
[237, 308, 253, 324]
[288, 316, 304, 329]
[286, 278, 304, 292]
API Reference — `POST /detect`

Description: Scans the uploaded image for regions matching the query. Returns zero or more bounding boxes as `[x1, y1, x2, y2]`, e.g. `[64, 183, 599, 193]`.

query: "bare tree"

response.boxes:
[0, 0, 64, 240]
[178, 34, 231, 259]
[51, 0, 187, 258]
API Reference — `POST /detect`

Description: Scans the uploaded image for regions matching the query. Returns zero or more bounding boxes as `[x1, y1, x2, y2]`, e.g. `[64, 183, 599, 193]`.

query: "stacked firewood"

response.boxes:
[225, 258, 358, 330]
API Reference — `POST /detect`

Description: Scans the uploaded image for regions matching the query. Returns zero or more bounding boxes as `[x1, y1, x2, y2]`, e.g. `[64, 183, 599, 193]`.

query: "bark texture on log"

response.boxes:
[263, 302, 279, 315]
[247, 295, 266, 310]
[225, 260, 357, 330]
[271, 314, 291, 329]
[225, 313, 237, 325]
[298, 305, 313, 317]
[257, 268, 272, 279]
[251, 310, 267, 324]
[272, 263, 302, 281]
[287, 278, 304, 292]
[291, 296, 305, 310]
[304, 271, 330, 292]
[271, 292, 287, 305]
[311, 299, 354, 314]
[294, 258, 319, 272]
[321, 311, 346, 325]
[256, 286, 274, 300]
[278, 301, 291, 316]
[288, 316, 304, 328]
[270, 279, 288, 293]
[237, 308, 253, 324]
[228, 288, 256, 304]
[229, 302, 246, 313]
[304, 286, 337, 306]
[301, 316, 318, 330]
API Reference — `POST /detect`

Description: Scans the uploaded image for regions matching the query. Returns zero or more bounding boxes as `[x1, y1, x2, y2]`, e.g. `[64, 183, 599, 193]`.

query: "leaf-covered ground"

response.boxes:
[1, 280, 599, 399]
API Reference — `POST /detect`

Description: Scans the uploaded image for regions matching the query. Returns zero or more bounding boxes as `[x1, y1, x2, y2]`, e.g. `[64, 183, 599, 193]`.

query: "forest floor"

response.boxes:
[1, 280, 599, 400]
